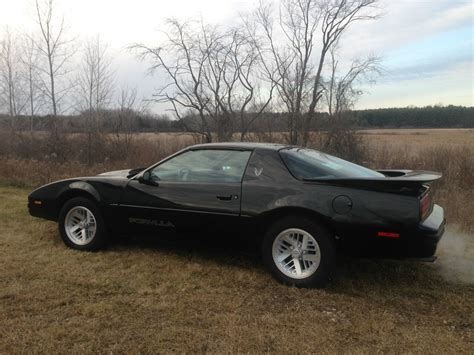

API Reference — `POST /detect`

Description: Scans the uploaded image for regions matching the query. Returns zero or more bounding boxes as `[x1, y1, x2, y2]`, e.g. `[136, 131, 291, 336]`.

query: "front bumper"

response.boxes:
[28, 195, 58, 221]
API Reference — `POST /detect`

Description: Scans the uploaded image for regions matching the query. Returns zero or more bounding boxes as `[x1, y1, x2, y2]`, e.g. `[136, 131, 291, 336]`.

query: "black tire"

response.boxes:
[58, 197, 108, 251]
[262, 216, 335, 288]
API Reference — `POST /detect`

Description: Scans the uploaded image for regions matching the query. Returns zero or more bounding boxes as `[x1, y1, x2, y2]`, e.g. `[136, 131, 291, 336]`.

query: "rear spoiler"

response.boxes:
[303, 170, 442, 193]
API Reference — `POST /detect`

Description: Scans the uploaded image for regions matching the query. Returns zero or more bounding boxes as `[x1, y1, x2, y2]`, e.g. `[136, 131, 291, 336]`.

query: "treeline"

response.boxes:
[0, 110, 183, 133]
[354, 105, 474, 128]
[1, 105, 472, 133]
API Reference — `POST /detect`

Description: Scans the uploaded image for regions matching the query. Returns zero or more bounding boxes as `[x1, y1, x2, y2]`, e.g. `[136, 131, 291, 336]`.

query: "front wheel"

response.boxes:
[58, 197, 108, 251]
[263, 216, 335, 288]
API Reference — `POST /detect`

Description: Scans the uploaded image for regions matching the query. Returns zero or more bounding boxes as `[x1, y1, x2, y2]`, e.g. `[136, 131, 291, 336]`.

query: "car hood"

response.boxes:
[97, 169, 132, 178]
[97, 167, 146, 179]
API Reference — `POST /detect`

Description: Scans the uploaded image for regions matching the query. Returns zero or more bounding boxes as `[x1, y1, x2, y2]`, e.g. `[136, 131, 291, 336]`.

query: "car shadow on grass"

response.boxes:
[109, 231, 455, 293]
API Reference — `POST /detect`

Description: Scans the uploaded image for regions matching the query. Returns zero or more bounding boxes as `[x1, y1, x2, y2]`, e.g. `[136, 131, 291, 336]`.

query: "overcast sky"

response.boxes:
[1, 0, 472, 113]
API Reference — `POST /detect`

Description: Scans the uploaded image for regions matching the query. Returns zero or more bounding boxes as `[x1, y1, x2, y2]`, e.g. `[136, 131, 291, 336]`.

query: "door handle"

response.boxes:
[216, 195, 234, 201]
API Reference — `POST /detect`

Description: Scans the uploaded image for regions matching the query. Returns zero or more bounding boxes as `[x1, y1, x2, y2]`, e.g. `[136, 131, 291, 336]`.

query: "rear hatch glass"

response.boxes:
[280, 148, 384, 180]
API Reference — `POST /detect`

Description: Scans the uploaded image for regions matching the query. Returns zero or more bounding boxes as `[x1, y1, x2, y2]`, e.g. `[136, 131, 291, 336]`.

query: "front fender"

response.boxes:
[28, 179, 102, 221]
[66, 181, 101, 202]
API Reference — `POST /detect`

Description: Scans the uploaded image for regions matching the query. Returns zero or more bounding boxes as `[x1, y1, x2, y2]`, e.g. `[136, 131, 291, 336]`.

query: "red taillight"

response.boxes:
[377, 231, 400, 238]
[420, 191, 432, 220]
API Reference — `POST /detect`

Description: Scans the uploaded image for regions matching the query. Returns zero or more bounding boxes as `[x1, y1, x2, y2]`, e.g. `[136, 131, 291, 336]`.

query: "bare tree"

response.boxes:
[303, 0, 379, 144]
[252, 0, 320, 144]
[132, 20, 216, 142]
[132, 19, 273, 142]
[253, 0, 378, 145]
[318, 45, 380, 150]
[324, 46, 381, 119]
[21, 34, 42, 131]
[0, 27, 27, 129]
[110, 85, 149, 161]
[33, 0, 75, 117]
[76, 35, 115, 165]
[201, 27, 275, 141]
[116, 85, 139, 139]
[76, 35, 114, 113]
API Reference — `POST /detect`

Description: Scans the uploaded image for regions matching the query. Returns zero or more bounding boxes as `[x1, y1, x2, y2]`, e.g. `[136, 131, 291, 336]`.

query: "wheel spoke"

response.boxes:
[302, 234, 309, 249]
[303, 253, 319, 262]
[293, 258, 302, 276]
[276, 250, 292, 262]
[72, 213, 82, 223]
[70, 225, 81, 234]
[282, 234, 296, 247]
[87, 211, 94, 225]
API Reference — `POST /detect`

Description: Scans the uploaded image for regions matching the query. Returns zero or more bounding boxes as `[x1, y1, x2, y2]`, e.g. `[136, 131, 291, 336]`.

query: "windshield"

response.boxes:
[280, 148, 384, 180]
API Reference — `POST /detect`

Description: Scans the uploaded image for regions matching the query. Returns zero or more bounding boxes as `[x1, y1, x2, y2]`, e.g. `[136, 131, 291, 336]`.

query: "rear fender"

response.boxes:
[260, 206, 335, 236]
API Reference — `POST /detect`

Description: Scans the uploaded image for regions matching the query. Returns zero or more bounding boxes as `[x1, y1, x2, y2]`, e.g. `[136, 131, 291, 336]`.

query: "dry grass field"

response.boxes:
[360, 128, 474, 151]
[0, 185, 473, 353]
[0, 128, 473, 353]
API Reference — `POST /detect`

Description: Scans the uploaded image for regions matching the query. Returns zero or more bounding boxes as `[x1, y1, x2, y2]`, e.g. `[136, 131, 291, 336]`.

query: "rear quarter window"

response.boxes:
[280, 148, 384, 180]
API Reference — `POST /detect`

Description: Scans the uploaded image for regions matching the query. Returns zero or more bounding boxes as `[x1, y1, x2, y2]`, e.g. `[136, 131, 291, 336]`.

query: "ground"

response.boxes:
[1, 185, 473, 353]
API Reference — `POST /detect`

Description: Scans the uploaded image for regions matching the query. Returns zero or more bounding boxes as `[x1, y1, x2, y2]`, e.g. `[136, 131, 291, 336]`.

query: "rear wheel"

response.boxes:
[263, 216, 335, 288]
[58, 197, 108, 251]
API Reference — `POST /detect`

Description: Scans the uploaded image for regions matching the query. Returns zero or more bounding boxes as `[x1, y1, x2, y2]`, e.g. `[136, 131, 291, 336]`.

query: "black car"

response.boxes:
[28, 142, 445, 287]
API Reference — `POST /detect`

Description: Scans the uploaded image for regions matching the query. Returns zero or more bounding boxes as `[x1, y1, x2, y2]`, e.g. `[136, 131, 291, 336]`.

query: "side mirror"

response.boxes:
[137, 171, 159, 187]
[127, 167, 146, 178]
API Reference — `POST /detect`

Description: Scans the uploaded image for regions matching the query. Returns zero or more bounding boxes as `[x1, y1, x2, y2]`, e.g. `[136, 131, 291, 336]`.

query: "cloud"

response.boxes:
[1, 0, 472, 113]
[357, 60, 473, 109]
[341, 0, 473, 57]
[380, 26, 472, 82]
[339, 0, 473, 108]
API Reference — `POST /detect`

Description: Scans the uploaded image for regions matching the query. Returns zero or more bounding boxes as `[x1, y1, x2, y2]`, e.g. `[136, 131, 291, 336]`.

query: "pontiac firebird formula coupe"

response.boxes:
[28, 143, 446, 287]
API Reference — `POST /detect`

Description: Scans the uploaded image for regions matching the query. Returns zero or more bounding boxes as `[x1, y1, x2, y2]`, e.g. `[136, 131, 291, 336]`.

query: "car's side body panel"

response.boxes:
[28, 177, 129, 222]
[28, 142, 445, 259]
[115, 179, 242, 233]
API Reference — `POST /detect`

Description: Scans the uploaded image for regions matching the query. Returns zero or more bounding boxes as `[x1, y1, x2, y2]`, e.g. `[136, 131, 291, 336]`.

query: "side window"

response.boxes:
[149, 149, 252, 183]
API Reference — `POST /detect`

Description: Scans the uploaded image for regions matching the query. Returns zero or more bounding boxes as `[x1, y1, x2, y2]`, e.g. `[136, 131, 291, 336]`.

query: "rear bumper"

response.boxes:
[338, 204, 446, 259]
[408, 204, 445, 257]
[418, 204, 445, 239]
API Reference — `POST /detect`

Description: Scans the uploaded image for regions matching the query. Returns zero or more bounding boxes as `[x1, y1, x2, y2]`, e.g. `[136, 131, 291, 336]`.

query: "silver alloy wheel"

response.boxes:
[64, 206, 97, 245]
[272, 228, 321, 279]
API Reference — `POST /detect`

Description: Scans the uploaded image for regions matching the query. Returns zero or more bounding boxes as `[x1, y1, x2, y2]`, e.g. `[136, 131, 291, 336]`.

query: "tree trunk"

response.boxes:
[302, 50, 327, 146]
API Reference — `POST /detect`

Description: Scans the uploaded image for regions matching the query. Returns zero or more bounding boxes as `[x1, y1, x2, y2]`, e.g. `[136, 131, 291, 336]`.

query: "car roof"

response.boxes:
[188, 142, 289, 151]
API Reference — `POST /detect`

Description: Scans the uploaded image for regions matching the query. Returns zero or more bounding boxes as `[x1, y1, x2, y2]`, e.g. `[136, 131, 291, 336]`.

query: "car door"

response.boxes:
[118, 148, 252, 234]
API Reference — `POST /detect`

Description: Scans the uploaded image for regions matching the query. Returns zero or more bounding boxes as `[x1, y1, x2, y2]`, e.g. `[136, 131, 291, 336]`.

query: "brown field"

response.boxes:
[0, 128, 473, 352]
[360, 128, 474, 150]
[1, 185, 473, 353]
